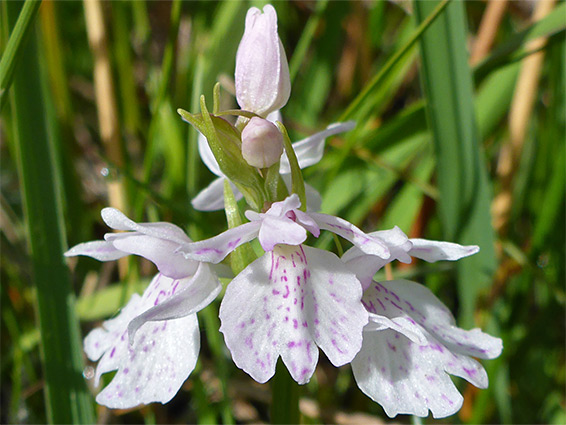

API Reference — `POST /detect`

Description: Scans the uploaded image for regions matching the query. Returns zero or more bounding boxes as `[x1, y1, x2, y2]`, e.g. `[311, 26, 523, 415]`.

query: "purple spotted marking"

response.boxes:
[123, 368, 129, 374]
[463, 367, 476, 377]
[293, 319, 298, 329]
[272, 289, 280, 295]
[110, 347, 116, 358]
[245, 336, 253, 348]
[288, 341, 296, 348]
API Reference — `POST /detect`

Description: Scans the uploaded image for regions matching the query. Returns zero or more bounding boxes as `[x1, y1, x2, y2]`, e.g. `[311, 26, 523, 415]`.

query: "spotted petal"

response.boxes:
[127, 263, 221, 343]
[84, 274, 200, 408]
[219, 245, 367, 384]
[351, 279, 502, 418]
[370, 280, 502, 359]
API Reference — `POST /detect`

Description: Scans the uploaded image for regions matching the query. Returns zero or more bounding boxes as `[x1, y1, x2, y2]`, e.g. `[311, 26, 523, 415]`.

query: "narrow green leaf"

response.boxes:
[474, 2, 566, 83]
[0, 0, 41, 110]
[414, 0, 497, 326]
[339, 0, 450, 122]
[7, 1, 94, 421]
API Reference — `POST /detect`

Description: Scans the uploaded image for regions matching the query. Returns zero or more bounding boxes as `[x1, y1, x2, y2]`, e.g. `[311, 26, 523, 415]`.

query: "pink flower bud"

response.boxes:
[235, 5, 290, 117]
[241, 117, 284, 168]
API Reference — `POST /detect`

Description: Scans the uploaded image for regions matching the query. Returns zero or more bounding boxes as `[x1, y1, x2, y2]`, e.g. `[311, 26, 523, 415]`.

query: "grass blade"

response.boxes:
[6, 1, 94, 422]
[0, 0, 41, 110]
[414, 0, 496, 327]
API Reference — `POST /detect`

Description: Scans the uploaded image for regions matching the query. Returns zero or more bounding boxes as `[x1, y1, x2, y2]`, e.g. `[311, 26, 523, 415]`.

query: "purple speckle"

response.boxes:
[110, 347, 116, 358]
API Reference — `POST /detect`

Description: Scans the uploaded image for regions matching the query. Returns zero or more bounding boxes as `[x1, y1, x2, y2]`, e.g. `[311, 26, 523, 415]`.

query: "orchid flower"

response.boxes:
[65, 209, 222, 408]
[191, 117, 356, 212]
[179, 194, 390, 384]
[343, 227, 503, 418]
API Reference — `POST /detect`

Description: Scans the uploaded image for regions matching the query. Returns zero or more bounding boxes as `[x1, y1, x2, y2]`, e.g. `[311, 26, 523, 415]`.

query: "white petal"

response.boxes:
[352, 328, 465, 418]
[373, 280, 503, 359]
[310, 212, 390, 258]
[219, 245, 367, 384]
[64, 240, 128, 261]
[191, 177, 230, 212]
[409, 239, 479, 263]
[107, 233, 198, 279]
[265, 193, 301, 217]
[178, 221, 261, 263]
[258, 216, 307, 251]
[279, 121, 356, 174]
[127, 263, 221, 342]
[342, 226, 412, 289]
[101, 208, 191, 245]
[84, 274, 200, 408]
[198, 131, 223, 177]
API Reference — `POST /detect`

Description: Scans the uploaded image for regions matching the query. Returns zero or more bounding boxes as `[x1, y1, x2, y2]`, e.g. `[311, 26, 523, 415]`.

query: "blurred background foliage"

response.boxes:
[0, 0, 564, 423]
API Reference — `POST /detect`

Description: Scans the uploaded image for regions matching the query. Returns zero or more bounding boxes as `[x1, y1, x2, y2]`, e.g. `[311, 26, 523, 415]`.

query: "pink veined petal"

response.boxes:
[279, 121, 356, 174]
[197, 131, 223, 177]
[101, 208, 191, 245]
[219, 245, 367, 384]
[258, 216, 307, 251]
[373, 280, 502, 359]
[64, 240, 128, 261]
[310, 212, 390, 258]
[351, 328, 466, 418]
[127, 263, 221, 343]
[106, 233, 198, 279]
[178, 221, 261, 264]
[191, 176, 243, 212]
[408, 239, 479, 263]
[83, 274, 200, 408]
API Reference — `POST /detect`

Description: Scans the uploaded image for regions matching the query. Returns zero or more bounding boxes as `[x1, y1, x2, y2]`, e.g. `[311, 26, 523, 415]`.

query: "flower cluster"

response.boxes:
[66, 4, 502, 419]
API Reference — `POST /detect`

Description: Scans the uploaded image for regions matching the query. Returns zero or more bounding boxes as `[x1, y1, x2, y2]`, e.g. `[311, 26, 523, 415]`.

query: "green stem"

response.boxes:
[270, 360, 300, 424]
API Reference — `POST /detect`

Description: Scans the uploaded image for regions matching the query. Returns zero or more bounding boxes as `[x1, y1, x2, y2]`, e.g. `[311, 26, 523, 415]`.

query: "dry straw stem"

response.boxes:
[470, 0, 509, 65]
[492, 0, 557, 233]
[83, 0, 128, 276]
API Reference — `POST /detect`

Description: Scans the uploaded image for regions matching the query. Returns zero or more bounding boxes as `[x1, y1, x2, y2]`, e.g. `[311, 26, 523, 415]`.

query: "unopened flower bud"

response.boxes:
[235, 5, 290, 117]
[241, 117, 283, 168]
